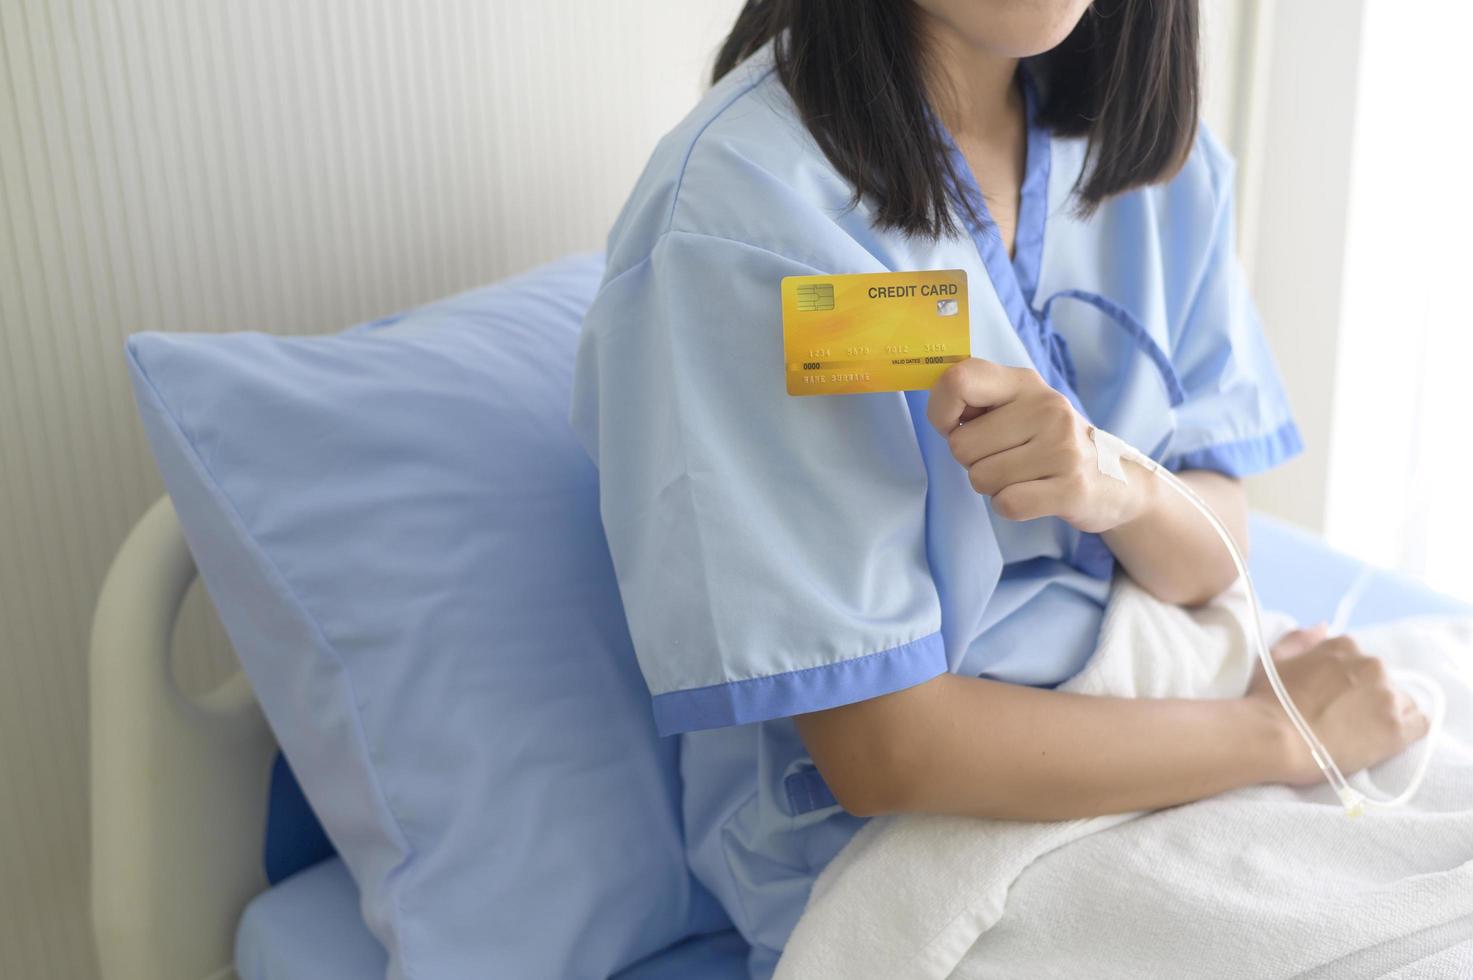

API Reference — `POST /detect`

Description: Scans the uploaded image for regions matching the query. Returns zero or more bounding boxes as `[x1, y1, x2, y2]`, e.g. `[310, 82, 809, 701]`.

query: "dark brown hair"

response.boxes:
[713, 0, 1200, 238]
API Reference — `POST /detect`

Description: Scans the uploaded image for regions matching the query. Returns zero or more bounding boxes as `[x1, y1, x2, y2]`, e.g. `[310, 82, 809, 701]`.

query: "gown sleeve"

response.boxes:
[1162, 148, 1304, 477]
[571, 230, 948, 736]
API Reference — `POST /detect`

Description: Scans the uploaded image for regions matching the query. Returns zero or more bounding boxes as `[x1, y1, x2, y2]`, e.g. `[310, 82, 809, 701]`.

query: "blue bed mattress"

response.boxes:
[236, 513, 1469, 980]
[235, 857, 750, 980]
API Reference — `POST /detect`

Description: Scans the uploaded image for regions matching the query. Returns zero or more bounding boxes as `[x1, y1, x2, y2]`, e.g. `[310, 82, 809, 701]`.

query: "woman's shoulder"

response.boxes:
[1160, 124, 1236, 221]
[1051, 121, 1235, 224]
[602, 48, 865, 281]
[1044, 122, 1239, 299]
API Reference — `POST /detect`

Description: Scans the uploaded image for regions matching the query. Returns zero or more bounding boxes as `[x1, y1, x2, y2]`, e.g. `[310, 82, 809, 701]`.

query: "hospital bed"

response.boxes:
[89, 263, 1470, 980]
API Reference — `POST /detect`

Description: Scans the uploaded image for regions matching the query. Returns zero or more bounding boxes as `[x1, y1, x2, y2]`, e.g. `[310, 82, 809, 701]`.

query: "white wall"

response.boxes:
[1200, 0, 1247, 168]
[1238, 0, 1368, 529]
[0, 2, 739, 977]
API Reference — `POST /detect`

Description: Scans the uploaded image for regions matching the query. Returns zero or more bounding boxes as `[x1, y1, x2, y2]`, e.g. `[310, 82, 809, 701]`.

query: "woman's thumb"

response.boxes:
[1272, 622, 1328, 660]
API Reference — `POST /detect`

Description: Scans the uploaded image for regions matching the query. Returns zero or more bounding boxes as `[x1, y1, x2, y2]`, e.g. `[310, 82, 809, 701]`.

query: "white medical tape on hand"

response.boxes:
[1089, 425, 1132, 483]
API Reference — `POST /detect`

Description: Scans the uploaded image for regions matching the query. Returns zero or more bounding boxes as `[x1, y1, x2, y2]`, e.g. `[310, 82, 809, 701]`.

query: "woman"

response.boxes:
[572, 1, 1427, 973]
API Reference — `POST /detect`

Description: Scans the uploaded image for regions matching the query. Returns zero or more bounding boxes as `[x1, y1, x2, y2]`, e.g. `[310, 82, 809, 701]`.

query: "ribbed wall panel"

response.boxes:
[0, 3, 738, 976]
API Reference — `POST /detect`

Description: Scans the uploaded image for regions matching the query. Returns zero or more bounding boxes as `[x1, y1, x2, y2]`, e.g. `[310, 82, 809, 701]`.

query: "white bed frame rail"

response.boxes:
[90, 496, 276, 980]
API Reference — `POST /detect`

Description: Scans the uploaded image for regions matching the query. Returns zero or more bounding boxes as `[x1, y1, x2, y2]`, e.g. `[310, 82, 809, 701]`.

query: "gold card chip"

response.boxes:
[795, 282, 835, 312]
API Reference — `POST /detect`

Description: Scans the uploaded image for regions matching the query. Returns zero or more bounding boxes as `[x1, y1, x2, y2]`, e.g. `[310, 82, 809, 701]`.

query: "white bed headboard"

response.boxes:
[90, 496, 275, 980]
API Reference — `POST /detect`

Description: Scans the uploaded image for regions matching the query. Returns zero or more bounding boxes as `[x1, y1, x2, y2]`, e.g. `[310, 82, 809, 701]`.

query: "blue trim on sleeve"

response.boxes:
[1166, 420, 1305, 478]
[650, 632, 948, 736]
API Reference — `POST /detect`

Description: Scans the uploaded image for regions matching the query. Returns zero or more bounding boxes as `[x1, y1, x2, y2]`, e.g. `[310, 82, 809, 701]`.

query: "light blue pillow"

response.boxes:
[126, 254, 727, 978]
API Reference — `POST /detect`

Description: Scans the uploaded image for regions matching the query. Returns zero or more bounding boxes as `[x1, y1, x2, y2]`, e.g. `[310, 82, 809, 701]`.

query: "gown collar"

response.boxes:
[934, 74, 1167, 580]
[935, 71, 1086, 416]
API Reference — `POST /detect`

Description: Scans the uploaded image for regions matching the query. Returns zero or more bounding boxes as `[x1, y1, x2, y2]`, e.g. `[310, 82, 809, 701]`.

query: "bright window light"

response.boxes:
[1325, 0, 1473, 600]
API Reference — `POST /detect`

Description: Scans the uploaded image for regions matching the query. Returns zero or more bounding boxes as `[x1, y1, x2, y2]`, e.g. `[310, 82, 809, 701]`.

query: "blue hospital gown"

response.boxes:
[570, 45, 1301, 977]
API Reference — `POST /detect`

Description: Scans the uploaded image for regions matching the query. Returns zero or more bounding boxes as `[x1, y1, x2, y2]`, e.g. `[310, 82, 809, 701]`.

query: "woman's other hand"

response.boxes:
[1251, 625, 1431, 785]
[927, 357, 1145, 534]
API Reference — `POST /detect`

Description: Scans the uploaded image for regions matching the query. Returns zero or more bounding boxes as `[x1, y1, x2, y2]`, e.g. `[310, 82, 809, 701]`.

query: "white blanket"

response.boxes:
[775, 578, 1473, 980]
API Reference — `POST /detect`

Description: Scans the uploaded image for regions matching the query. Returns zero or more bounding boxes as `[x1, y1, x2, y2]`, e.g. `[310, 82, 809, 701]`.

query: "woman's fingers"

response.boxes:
[927, 358, 1032, 435]
[931, 361, 1127, 533]
[989, 478, 1069, 523]
[1391, 684, 1431, 739]
[966, 442, 1061, 497]
[1272, 624, 1329, 661]
[1404, 702, 1431, 740]
[946, 401, 1035, 467]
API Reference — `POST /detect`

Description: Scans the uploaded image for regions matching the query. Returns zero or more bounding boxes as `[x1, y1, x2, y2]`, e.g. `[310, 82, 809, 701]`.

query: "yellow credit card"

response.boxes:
[781, 270, 970, 396]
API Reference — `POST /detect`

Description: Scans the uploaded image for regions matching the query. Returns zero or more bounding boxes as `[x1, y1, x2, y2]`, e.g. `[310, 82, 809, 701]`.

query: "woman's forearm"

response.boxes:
[1102, 468, 1247, 606]
[797, 670, 1291, 822]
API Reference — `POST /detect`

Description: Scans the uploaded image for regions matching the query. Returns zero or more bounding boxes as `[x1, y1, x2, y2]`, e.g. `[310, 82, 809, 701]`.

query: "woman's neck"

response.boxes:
[914, 12, 1028, 255]
[916, 15, 1022, 142]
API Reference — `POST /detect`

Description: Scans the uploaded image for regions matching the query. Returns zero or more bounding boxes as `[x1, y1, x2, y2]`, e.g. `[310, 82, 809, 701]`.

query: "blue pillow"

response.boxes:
[126, 254, 727, 978]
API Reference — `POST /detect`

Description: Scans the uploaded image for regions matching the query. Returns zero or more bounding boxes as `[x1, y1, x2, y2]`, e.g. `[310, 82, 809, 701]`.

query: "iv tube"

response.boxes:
[1097, 430, 1444, 816]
